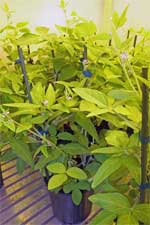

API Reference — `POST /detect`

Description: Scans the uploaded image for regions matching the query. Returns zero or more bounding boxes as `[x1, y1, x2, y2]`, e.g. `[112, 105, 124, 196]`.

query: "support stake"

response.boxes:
[140, 67, 149, 203]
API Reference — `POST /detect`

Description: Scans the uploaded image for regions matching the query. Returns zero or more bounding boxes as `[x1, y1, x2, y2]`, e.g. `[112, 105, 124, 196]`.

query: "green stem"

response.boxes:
[127, 60, 142, 96]
[121, 62, 138, 94]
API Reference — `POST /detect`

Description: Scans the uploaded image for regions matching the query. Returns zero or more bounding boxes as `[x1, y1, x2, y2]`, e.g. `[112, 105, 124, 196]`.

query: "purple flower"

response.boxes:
[120, 52, 128, 63]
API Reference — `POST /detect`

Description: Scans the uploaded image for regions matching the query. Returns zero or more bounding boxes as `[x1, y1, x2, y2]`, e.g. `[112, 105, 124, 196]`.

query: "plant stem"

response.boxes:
[121, 62, 138, 94]
[140, 67, 149, 203]
[127, 60, 142, 96]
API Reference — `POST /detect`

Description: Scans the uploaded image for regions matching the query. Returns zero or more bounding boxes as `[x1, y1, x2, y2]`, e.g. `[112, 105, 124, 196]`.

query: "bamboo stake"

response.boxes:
[140, 67, 149, 203]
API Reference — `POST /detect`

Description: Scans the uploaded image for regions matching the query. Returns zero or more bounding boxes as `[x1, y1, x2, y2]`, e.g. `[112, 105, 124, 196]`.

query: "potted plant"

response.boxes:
[0, 2, 150, 225]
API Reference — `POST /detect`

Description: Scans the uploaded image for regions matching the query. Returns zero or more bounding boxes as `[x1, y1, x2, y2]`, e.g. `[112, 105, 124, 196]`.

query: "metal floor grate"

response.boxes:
[0, 160, 98, 225]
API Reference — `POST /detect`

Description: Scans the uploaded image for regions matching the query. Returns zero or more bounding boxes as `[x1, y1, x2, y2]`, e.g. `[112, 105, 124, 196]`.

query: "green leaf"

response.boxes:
[74, 112, 99, 143]
[61, 143, 89, 155]
[92, 157, 122, 188]
[105, 130, 129, 147]
[34, 150, 61, 170]
[31, 115, 49, 124]
[121, 156, 141, 184]
[67, 167, 87, 180]
[31, 82, 45, 105]
[89, 210, 116, 225]
[85, 162, 101, 177]
[47, 162, 66, 174]
[40, 145, 48, 158]
[63, 181, 77, 193]
[0, 150, 16, 162]
[72, 189, 82, 205]
[117, 213, 138, 225]
[117, 6, 128, 28]
[45, 84, 56, 108]
[49, 124, 57, 136]
[2, 3, 9, 12]
[10, 139, 33, 167]
[17, 33, 40, 45]
[76, 180, 91, 191]
[75, 21, 97, 36]
[133, 204, 150, 224]
[73, 88, 108, 108]
[57, 132, 76, 141]
[92, 147, 123, 154]
[89, 192, 131, 215]
[16, 22, 28, 28]
[4, 120, 16, 132]
[3, 103, 40, 108]
[108, 89, 138, 100]
[35, 26, 49, 34]
[16, 158, 26, 174]
[16, 123, 32, 133]
[59, 65, 77, 81]
[111, 25, 121, 48]
[48, 174, 68, 190]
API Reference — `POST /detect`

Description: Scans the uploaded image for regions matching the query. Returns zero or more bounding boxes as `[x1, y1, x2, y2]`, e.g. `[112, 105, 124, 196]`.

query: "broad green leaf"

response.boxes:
[133, 204, 150, 224]
[59, 65, 77, 81]
[74, 112, 99, 143]
[60, 143, 89, 155]
[49, 124, 57, 136]
[0, 150, 16, 162]
[40, 145, 48, 158]
[85, 162, 101, 176]
[105, 130, 129, 147]
[16, 22, 28, 27]
[10, 139, 33, 167]
[11, 109, 39, 117]
[111, 25, 121, 48]
[3, 103, 41, 108]
[45, 84, 56, 108]
[34, 150, 61, 170]
[92, 157, 122, 188]
[51, 103, 70, 113]
[117, 6, 128, 28]
[47, 162, 66, 174]
[36, 26, 49, 34]
[92, 147, 123, 154]
[31, 115, 49, 124]
[67, 167, 87, 180]
[16, 123, 32, 133]
[89, 210, 116, 225]
[89, 192, 131, 215]
[57, 132, 76, 141]
[73, 88, 108, 108]
[17, 33, 40, 45]
[76, 180, 91, 191]
[63, 181, 77, 193]
[108, 89, 138, 100]
[117, 213, 138, 225]
[74, 21, 97, 36]
[48, 174, 68, 190]
[80, 100, 101, 112]
[2, 3, 9, 12]
[72, 189, 82, 205]
[121, 156, 141, 184]
[31, 82, 45, 105]
[4, 120, 16, 132]
[16, 158, 26, 174]
[112, 11, 120, 28]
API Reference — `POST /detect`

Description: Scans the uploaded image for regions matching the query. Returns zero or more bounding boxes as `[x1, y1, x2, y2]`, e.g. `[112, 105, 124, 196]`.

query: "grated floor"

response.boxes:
[0, 159, 98, 225]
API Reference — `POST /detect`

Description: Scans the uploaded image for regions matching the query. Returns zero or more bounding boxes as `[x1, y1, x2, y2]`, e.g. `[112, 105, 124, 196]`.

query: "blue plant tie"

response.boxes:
[82, 70, 92, 77]
[139, 132, 150, 144]
[139, 183, 150, 190]
[15, 59, 21, 64]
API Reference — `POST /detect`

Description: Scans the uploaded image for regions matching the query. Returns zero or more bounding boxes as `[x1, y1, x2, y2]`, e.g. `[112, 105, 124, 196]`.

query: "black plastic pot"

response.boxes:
[50, 190, 93, 224]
